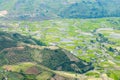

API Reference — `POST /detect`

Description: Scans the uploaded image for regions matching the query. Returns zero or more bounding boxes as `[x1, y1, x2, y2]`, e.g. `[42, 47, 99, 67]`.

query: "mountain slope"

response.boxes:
[60, 0, 120, 18]
[0, 31, 93, 76]
[0, 33, 92, 72]
[0, 0, 120, 20]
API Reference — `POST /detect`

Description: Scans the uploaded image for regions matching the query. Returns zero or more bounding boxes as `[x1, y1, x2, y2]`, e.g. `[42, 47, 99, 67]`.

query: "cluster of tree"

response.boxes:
[96, 33, 108, 43]
[59, 0, 120, 18]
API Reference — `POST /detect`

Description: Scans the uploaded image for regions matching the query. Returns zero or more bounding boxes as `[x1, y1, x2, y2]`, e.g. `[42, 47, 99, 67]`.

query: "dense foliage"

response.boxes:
[0, 0, 120, 20]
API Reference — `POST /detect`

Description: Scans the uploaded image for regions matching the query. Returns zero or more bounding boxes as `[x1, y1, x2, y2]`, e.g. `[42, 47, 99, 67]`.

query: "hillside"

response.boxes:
[0, 0, 120, 20]
[60, 0, 120, 18]
[0, 31, 93, 80]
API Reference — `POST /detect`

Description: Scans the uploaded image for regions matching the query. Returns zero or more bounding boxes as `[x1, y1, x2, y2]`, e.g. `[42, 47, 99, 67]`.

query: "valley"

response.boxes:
[0, 17, 120, 80]
[0, 0, 120, 80]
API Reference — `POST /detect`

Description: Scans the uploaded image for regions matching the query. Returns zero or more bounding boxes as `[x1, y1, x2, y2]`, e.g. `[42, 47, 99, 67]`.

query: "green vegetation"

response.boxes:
[0, 0, 120, 79]
[107, 70, 120, 80]
[85, 71, 100, 78]
[60, 0, 120, 18]
[0, 0, 120, 20]
[36, 71, 53, 80]
[0, 18, 120, 80]
[0, 31, 94, 79]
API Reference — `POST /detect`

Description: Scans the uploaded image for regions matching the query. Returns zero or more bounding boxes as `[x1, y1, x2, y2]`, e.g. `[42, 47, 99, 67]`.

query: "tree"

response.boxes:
[108, 47, 114, 52]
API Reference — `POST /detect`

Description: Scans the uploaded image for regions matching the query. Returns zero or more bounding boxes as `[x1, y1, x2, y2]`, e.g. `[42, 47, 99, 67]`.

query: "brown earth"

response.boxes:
[25, 66, 40, 75]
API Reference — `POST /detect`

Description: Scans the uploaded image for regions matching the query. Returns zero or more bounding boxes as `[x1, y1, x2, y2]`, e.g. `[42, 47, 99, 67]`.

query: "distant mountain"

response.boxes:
[59, 0, 120, 18]
[0, 0, 120, 20]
